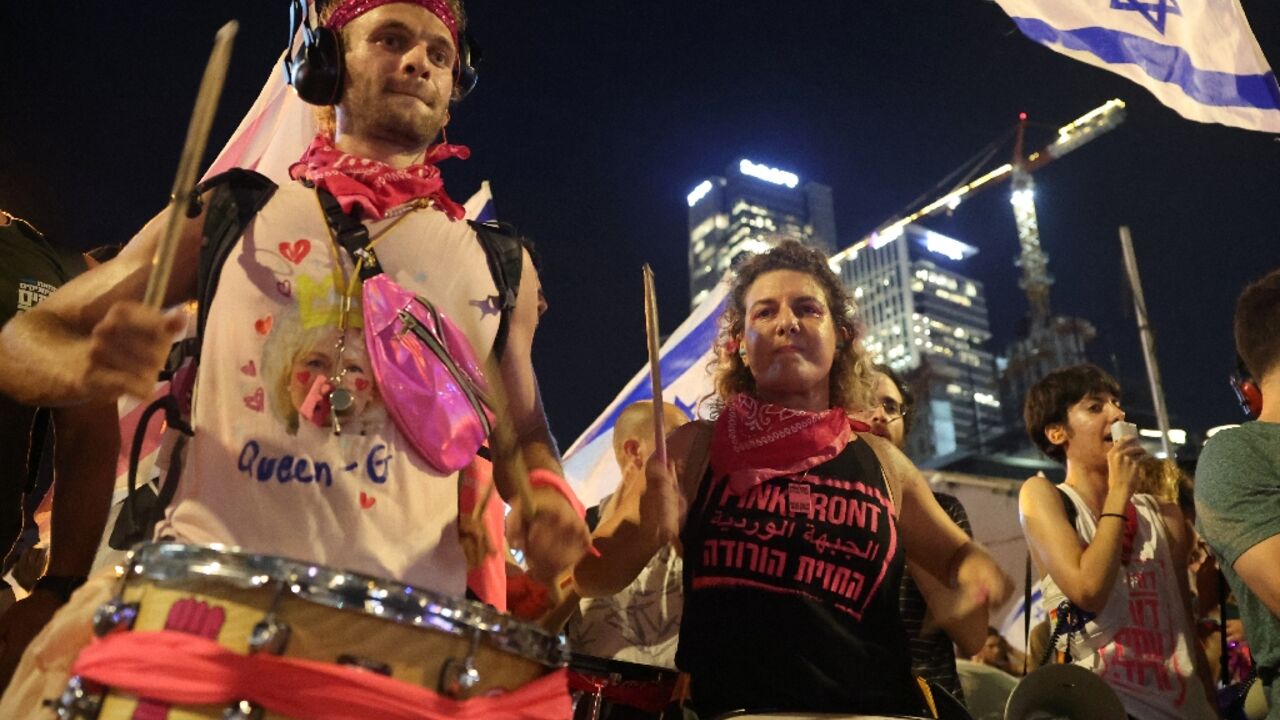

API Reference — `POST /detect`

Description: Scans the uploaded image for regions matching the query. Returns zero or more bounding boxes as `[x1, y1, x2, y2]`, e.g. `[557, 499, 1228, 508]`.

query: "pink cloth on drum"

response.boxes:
[72, 630, 572, 720]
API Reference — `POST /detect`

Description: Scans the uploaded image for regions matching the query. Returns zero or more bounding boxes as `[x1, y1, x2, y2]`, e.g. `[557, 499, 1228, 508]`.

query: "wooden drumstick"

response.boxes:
[144, 21, 238, 307]
[642, 265, 667, 467]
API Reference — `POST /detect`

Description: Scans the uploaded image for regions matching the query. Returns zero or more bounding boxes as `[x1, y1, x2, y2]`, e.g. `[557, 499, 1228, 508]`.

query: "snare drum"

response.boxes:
[567, 653, 682, 720]
[55, 542, 570, 719]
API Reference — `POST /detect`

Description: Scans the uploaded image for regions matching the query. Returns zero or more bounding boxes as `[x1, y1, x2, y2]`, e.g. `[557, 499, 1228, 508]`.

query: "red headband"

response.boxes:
[325, 0, 460, 47]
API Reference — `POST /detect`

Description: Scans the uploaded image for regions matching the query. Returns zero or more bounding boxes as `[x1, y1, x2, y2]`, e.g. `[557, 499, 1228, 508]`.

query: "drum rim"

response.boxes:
[120, 541, 569, 668]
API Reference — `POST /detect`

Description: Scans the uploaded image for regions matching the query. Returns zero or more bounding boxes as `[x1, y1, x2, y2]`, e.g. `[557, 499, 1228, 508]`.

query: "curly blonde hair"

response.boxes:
[706, 240, 876, 416]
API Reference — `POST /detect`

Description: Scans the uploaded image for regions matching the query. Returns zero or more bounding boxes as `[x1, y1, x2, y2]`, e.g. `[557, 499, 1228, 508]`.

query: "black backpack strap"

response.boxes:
[315, 187, 382, 280]
[468, 220, 525, 359]
[1024, 552, 1033, 675]
[109, 169, 275, 550]
[194, 169, 278, 346]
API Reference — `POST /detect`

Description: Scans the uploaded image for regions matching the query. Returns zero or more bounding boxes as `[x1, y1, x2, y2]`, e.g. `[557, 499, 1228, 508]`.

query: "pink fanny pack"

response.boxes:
[362, 274, 494, 474]
[318, 188, 494, 475]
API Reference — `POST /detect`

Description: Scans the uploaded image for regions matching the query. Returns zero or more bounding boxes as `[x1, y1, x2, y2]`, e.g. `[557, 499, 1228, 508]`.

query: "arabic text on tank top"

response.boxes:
[677, 433, 923, 717]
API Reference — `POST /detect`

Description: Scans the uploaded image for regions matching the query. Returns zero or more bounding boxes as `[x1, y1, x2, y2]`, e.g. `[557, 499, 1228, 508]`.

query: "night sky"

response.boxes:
[2, 2, 1278, 450]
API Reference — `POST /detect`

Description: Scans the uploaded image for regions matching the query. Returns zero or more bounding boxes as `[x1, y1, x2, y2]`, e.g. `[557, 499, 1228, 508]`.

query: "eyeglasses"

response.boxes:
[870, 396, 907, 420]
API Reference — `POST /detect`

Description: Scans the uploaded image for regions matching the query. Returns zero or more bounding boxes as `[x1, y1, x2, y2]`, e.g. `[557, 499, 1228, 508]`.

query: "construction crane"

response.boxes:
[830, 98, 1127, 327]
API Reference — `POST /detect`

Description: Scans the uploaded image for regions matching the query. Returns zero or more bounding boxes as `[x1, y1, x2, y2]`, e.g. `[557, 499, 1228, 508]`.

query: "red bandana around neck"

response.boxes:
[710, 394, 867, 496]
[289, 134, 469, 221]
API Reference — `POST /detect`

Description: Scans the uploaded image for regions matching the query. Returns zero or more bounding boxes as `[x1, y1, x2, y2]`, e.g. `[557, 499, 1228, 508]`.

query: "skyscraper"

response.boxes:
[686, 158, 837, 309]
[834, 224, 1003, 461]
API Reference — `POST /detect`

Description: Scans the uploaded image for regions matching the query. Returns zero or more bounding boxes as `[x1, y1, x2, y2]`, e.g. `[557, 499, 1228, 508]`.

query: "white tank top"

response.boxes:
[157, 180, 501, 596]
[1040, 484, 1215, 720]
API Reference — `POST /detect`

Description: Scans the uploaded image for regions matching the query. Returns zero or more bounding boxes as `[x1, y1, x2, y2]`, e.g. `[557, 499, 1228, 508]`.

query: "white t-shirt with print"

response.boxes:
[157, 179, 502, 596]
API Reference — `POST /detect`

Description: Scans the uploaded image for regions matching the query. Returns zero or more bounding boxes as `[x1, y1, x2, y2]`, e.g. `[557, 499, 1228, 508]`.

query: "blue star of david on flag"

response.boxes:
[1110, 0, 1181, 35]
[991, 0, 1280, 132]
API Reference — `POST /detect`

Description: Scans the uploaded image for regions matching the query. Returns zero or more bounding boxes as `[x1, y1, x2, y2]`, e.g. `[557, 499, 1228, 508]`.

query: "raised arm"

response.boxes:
[0, 203, 204, 407]
[1017, 440, 1142, 613]
[573, 420, 704, 598]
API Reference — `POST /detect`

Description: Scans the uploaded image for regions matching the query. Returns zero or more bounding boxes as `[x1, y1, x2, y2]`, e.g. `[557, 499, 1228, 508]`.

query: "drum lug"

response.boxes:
[51, 676, 103, 719]
[248, 616, 291, 655]
[439, 656, 481, 698]
[439, 628, 483, 698]
[91, 599, 138, 637]
[222, 699, 265, 720]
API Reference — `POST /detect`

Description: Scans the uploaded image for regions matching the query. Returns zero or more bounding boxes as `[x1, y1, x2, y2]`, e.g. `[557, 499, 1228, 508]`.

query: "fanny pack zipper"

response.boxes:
[395, 302, 493, 437]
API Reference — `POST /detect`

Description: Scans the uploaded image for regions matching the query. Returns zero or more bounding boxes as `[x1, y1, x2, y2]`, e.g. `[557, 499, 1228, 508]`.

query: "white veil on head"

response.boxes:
[204, 51, 318, 185]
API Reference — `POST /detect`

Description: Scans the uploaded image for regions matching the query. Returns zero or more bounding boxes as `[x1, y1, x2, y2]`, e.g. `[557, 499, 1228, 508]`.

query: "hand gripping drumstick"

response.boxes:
[642, 264, 668, 466]
[143, 21, 238, 307]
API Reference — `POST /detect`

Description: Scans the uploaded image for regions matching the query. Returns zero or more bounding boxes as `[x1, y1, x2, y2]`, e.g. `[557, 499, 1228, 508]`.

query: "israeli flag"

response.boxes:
[992, 0, 1280, 133]
[562, 280, 729, 509]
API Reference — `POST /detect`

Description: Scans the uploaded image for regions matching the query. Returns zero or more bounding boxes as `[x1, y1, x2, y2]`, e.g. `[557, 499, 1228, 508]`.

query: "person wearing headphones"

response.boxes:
[0, 1, 589, 712]
[1197, 268, 1280, 719]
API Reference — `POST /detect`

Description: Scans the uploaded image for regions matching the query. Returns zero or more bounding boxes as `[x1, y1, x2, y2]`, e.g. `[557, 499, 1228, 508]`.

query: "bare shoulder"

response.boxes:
[1019, 473, 1056, 509]
[1020, 475, 1073, 535]
[858, 430, 909, 472]
[857, 431, 917, 509]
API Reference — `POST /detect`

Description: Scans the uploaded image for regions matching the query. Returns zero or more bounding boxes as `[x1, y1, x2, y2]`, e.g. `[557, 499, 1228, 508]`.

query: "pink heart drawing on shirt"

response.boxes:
[243, 388, 264, 412]
[359, 492, 376, 509]
[276, 279, 292, 297]
[279, 239, 311, 265]
[240, 360, 256, 377]
[254, 316, 273, 335]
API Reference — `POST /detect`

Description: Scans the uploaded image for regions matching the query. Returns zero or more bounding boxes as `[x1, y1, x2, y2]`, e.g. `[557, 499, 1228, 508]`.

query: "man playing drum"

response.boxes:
[0, 0, 591, 714]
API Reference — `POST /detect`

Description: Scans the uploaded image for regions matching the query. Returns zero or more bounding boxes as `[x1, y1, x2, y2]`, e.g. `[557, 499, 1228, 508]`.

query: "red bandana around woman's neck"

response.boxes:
[710, 394, 869, 496]
[289, 134, 470, 221]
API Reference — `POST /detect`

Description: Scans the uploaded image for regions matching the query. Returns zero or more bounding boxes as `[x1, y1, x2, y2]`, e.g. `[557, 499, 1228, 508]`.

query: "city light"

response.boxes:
[1010, 187, 1035, 211]
[1140, 428, 1187, 445]
[974, 392, 1001, 408]
[687, 180, 714, 207]
[923, 231, 971, 261]
[739, 159, 799, 189]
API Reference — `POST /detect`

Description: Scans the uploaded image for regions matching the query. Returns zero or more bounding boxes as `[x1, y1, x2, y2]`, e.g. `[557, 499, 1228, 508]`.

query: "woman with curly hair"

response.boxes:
[574, 240, 1011, 717]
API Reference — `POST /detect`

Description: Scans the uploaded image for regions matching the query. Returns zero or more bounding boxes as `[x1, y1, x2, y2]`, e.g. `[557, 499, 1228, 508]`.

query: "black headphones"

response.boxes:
[284, 0, 481, 107]
[1229, 355, 1263, 419]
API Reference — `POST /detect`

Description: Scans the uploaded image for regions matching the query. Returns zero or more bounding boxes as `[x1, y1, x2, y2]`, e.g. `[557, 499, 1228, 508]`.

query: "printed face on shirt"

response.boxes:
[741, 269, 839, 408]
[287, 328, 377, 422]
[337, 4, 457, 150]
[1053, 391, 1126, 467]
[852, 373, 906, 449]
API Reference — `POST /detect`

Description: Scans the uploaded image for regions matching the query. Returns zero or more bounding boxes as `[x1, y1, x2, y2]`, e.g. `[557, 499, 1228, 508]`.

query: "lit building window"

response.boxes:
[974, 392, 1001, 408]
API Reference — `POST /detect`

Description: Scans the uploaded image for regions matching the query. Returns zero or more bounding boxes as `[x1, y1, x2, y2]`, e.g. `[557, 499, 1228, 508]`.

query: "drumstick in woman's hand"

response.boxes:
[643, 265, 667, 466]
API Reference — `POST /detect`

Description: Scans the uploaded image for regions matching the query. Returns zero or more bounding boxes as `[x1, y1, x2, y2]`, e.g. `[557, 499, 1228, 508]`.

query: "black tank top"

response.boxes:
[676, 435, 924, 717]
